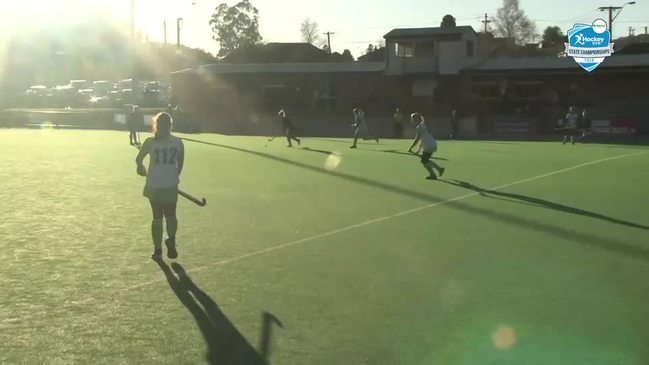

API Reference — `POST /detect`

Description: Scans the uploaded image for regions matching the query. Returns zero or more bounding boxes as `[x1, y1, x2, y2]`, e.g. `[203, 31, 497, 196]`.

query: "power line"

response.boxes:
[598, 2, 637, 39]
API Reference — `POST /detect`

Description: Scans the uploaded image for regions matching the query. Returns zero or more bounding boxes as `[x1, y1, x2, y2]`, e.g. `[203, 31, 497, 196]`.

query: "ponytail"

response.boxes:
[152, 112, 172, 139]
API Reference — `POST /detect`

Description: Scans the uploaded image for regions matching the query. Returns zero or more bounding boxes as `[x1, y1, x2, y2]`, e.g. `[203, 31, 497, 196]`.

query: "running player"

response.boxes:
[135, 112, 184, 260]
[577, 108, 591, 143]
[278, 109, 301, 147]
[350, 108, 379, 149]
[408, 112, 445, 180]
[562, 106, 579, 145]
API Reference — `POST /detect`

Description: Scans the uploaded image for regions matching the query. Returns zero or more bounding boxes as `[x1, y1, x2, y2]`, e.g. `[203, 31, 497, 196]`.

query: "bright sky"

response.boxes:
[1, 0, 648, 57]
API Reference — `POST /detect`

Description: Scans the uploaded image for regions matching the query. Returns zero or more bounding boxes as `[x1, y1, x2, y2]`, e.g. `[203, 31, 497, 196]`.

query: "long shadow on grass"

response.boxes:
[298, 147, 334, 155]
[182, 137, 649, 262]
[466, 141, 521, 145]
[441, 180, 649, 231]
[155, 260, 274, 364]
[306, 137, 374, 145]
[378, 149, 449, 161]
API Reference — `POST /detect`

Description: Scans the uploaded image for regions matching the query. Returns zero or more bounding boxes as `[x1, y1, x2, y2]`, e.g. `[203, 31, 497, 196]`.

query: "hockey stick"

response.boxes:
[267, 136, 277, 142]
[132, 144, 207, 207]
[178, 189, 207, 207]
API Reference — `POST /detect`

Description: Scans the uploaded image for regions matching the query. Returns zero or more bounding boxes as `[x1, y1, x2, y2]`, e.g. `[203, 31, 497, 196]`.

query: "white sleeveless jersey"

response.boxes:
[565, 112, 579, 128]
[417, 123, 437, 152]
[143, 136, 184, 189]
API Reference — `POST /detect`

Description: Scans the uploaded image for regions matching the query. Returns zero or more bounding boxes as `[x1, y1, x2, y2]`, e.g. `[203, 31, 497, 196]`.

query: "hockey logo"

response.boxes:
[565, 19, 614, 72]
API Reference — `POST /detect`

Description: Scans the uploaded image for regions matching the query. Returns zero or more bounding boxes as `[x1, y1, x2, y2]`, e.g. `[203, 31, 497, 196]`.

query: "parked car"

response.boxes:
[51, 85, 78, 108]
[92, 80, 113, 96]
[21, 85, 51, 108]
[69, 80, 90, 91]
[77, 88, 95, 107]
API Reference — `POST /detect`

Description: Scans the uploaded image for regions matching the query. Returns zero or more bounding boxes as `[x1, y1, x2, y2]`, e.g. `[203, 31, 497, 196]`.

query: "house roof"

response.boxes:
[464, 54, 649, 73]
[357, 47, 386, 62]
[384, 26, 477, 39]
[616, 43, 649, 55]
[172, 62, 385, 75]
[221, 42, 332, 63]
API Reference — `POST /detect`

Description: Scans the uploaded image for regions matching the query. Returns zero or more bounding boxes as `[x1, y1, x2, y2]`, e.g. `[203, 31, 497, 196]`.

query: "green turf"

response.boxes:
[1, 129, 648, 364]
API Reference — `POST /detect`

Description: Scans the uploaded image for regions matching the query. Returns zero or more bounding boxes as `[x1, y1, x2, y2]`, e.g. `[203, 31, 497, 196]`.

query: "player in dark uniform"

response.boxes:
[577, 108, 591, 143]
[393, 108, 405, 138]
[127, 105, 142, 146]
[278, 109, 301, 147]
[450, 109, 459, 139]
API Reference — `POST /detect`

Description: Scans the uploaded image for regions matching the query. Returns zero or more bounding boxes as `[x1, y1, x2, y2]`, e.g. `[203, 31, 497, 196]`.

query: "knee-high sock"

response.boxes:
[423, 161, 436, 176]
[166, 218, 178, 240]
[151, 219, 163, 248]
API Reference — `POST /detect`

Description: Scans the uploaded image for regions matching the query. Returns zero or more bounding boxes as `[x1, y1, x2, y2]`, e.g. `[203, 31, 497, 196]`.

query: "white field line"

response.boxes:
[123, 151, 646, 292]
[2, 151, 644, 327]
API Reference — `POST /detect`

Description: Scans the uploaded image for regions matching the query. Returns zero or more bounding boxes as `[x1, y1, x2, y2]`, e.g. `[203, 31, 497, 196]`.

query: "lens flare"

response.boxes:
[492, 325, 517, 350]
[324, 152, 342, 171]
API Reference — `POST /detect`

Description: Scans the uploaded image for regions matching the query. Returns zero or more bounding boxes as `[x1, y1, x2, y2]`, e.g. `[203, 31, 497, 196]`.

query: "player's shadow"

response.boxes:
[154, 260, 279, 365]
[441, 179, 649, 231]
[307, 137, 374, 145]
[467, 141, 521, 145]
[299, 147, 334, 155]
[379, 149, 450, 161]
[181, 137, 649, 262]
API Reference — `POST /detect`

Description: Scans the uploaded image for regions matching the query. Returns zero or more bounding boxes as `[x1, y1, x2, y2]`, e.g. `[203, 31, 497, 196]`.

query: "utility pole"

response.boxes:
[323, 31, 335, 54]
[598, 2, 636, 39]
[481, 13, 492, 33]
[644, 26, 648, 34]
[177, 18, 183, 49]
[163, 20, 167, 47]
[628, 26, 635, 36]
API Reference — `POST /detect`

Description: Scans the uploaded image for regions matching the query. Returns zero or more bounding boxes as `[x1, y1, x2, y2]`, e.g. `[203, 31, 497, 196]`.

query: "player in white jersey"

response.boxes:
[562, 106, 580, 145]
[135, 112, 185, 260]
[350, 108, 379, 149]
[408, 113, 445, 180]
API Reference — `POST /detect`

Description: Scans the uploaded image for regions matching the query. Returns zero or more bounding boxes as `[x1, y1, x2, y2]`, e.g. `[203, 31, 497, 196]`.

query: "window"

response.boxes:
[513, 82, 542, 99]
[466, 40, 474, 57]
[415, 41, 435, 57]
[395, 42, 414, 58]
[472, 82, 499, 100]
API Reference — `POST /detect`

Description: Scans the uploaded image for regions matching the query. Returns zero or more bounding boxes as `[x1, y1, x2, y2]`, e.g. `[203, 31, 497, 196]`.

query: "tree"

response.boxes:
[493, 0, 537, 44]
[441, 14, 457, 27]
[209, 0, 262, 58]
[365, 44, 375, 55]
[300, 18, 321, 44]
[542, 26, 563, 47]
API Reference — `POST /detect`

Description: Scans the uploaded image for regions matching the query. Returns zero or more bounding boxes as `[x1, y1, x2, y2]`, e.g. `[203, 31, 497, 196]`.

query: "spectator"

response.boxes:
[393, 108, 406, 138]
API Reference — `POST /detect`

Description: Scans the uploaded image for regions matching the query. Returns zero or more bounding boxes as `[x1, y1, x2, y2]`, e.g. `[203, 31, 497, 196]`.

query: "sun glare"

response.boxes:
[0, 0, 153, 35]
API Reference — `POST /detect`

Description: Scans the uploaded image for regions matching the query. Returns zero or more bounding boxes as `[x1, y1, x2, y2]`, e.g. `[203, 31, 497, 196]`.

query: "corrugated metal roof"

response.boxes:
[384, 26, 477, 39]
[465, 54, 649, 72]
[172, 62, 385, 75]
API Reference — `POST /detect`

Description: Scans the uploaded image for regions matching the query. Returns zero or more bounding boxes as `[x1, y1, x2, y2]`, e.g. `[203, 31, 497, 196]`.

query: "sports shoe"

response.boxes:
[426, 175, 438, 180]
[375, 138, 379, 143]
[165, 238, 178, 259]
[297, 139, 301, 146]
[438, 167, 446, 178]
[151, 248, 163, 260]
[350, 145, 357, 149]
